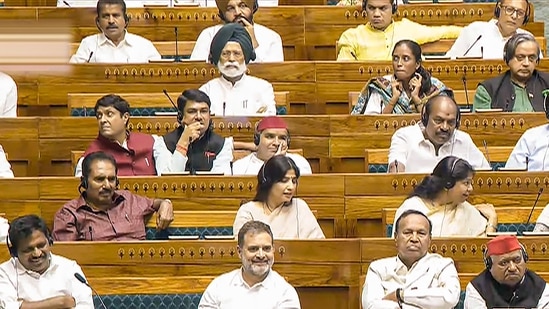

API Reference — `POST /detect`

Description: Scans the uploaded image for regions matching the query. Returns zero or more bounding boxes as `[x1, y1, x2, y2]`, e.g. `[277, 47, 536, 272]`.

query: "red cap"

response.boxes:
[257, 116, 287, 132]
[486, 235, 522, 257]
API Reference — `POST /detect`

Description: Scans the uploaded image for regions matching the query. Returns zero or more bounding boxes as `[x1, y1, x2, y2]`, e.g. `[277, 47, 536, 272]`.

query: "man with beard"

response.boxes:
[199, 23, 276, 116]
[0, 215, 94, 309]
[70, 0, 161, 63]
[198, 220, 301, 308]
[190, 0, 283, 63]
[163, 89, 233, 175]
[362, 210, 460, 309]
[388, 92, 490, 173]
[473, 33, 549, 112]
[464, 235, 549, 308]
[53, 151, 174, 241]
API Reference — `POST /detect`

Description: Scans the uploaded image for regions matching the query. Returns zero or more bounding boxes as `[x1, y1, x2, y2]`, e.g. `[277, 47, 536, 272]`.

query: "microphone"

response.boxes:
[162, 89, 178, 111]
[230, 161, 234, 176]
[482, 140, 491, 166]
[86, 51, 94, 63]
[88, 226, 93, 241]
[526, 155, 529, 171]
[524, 188, 543, 234]
[63, 0, 71, 6]
[188, 136, 196, 175]
[462, 75, 471, 111]
[462, 35, 482, 57]
[174, 27, 179, 62]
[222, 102, 226, 117]
[74, 273, 108, 309]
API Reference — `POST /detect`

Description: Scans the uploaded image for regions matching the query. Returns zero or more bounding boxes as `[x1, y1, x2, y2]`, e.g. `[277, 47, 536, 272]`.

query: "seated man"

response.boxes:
[473, 33, 549, 112]
[69, 0, 161, 63]
[389, 92, 490, 173]
[191, 0, 283, 63]
[198, 220, 301, 308]
[337, 0, 462, 61]
[75, 94, 183, 176]
[54, 151, 174, 241]
[232, 116, 312, 175]
[0, 72, 17, 117]
[362, 210, 460, 309]
[446, 0, 535, 59]
[464, 235, 549, 308]
[163, 89, 233, 174]
[0, 145, 14, 178]
[199, 23, 276, 116]
[0, 215, 94, 308]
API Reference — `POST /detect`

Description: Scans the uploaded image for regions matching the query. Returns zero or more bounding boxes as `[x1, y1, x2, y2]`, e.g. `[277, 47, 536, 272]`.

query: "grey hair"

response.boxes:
[503, 32, 540, 64]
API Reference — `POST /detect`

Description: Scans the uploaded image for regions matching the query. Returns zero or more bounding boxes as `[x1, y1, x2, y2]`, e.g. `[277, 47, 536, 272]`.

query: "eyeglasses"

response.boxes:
[220, 50, 244, 60]
[500, 5, 527, 18]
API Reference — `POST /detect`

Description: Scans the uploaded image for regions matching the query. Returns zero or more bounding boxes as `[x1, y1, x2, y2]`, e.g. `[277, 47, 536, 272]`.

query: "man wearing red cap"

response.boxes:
[464, 235, 549, 308]
[190, 0, 283, 63]
[232, 116, 312, 175]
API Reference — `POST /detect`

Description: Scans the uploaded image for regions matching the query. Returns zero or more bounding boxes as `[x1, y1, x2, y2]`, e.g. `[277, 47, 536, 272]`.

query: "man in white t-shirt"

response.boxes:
[446, 0, 536, 59]
[0, 72, 17, 117]
[198, 220, 301, 308]
[191, 0, 283, 63]
[69, 0, 161, 63]
[232, 116, 311, 175]
[388, 92, 490, 173]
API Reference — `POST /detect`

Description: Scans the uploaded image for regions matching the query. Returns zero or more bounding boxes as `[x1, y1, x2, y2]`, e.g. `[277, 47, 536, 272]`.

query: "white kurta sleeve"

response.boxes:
[402, 261, 461, 309]
[1, 77, 17, 117]
[362, 263, 400, 309]
[505, 132, 530, 170]
[70, 38, 94, 63]
[0, 264, 22, 309]
[296, 199, 325, 239]
[0, 146, 14, 178]
[0, 216, 9, 243]
[233, 204, 254, 237]
[537, 283, 549, 308]
[211, 137, 234, 175]
[71, 263, 94, 309]
[463, 282, 488, 309]
[190, 28, 214, 62]
[534, 204, 549, 232]
[445, 24, 476, 59]
[254, 32, 284, 63]
[144, 41, 161, 61]
[388, 128, 409, 170]
[198, 279, 220, 309]
[277, 285, 301, 309]
[259, 81, 276, 115]
[153, 135, 186, 175]
[465, 137, 491, 169]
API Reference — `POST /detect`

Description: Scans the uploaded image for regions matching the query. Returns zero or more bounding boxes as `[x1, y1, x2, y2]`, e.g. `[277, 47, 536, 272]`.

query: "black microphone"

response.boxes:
[63, 0, 71, 6]
[524, 188, 543, 234]
[462, 75, 471, 111]
[162, 89, 178, 111]
[230, 161, 234, 176]
[462, 35, 482, 57]
[482, 140, 491, 166]
[222, 102, 226, 117]
[74, 273, 108, 309]
[188, 136, 196, 175]
[526, 155, 529, 171]
[86, 51, 94, 63]
[174, 27, 179, 62]
[88, 226, 93, 241]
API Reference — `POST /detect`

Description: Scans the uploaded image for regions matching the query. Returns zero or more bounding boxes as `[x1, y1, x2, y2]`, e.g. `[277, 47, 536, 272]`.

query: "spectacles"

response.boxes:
[500, 5, 527, 18]
[220, 50, 244, 60]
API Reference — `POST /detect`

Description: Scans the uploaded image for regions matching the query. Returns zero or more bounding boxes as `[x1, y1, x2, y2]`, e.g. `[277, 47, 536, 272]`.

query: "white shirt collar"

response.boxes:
[220, 73, 249, 88]
[231, 267, 275, 290]
[413, 124, 465, 148]
[394, 253, 429, 273]
[15, 253, 59, 278]
[98, 30, 133, 47]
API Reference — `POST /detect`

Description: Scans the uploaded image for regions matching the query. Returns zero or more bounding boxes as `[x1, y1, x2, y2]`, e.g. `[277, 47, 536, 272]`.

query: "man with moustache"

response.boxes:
[362, 210, 460, 309]
[163, 89, 234, 175]
[199, 23, 276, 116]
[464, 235, 549, 308]
[191, 0, 283, 63]
[388, 92, 490, 173]
[232, 116, 311, 175]
[473, 33, 549, 112]
[53, 151, 174, 241]
[0, 215, 94, 309]
[198, 220, 301, 308]
[337, 0, 462, 61]
[446, 0, 537, 59]
[70, 0, 161, 63]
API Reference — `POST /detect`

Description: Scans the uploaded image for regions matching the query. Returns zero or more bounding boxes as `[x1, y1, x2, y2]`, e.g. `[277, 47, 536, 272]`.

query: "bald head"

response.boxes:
[423, 95, 459, 147]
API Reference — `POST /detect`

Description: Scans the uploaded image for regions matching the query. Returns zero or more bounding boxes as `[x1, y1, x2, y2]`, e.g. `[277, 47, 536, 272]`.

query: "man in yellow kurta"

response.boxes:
[337, 0, 462, 61]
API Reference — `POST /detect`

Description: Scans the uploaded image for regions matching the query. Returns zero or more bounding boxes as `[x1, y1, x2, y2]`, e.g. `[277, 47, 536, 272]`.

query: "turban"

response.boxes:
[486, 235, 522, 257]
[209, 23, 256, 65]
[215, 0, 256, 12]
[257, 116, 287, 132]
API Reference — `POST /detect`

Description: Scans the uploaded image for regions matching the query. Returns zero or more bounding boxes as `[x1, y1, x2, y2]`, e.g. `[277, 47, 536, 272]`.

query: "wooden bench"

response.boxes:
[363, 146, 513, 172]
[67, 91, 291, 115]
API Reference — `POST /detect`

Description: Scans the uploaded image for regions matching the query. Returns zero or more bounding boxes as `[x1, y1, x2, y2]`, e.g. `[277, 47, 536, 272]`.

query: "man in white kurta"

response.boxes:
[464, 235, 549, 308]
[446, 0, 537, 59]
[190, 0, 283, 63]
[232, 116, 312, 175]
[388, 95, 490, 173]
[505, 123, 549, 171]
[0, 215, 94, 309]
[199, 221, 300, 309]
[0, 145, 14, 178]
[362, 210, 461, 309]
[69, 0, 161, 63]
[0, 72, 17, 117]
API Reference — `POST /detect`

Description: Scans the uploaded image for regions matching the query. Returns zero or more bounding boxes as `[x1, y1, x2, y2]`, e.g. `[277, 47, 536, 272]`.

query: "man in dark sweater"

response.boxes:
[464, 235, 549, 308]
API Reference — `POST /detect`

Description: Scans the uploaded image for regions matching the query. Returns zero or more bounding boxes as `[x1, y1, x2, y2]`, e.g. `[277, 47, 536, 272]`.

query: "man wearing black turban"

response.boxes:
[198, 23, 276, 117]
[190, 0, 283, 63]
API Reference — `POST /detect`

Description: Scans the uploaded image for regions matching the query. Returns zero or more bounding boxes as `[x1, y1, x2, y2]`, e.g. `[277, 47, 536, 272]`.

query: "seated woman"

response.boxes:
[351, 39, 447, 115]
[233, 155, 325, 239]
[393, 156, 498, 237]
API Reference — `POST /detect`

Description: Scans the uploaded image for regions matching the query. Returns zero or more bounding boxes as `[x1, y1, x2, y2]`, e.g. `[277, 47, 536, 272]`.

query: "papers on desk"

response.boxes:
[168, 235, 200, 240]
[522, 232, 549, 236]
[487, 232, 518, 237]
[475, 108, 504, 113]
